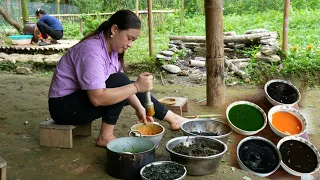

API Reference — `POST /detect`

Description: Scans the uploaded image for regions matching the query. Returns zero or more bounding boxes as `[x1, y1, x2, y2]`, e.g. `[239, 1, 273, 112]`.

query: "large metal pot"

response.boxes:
[166, 136, 227, 176]
[106, 137, 156, 180]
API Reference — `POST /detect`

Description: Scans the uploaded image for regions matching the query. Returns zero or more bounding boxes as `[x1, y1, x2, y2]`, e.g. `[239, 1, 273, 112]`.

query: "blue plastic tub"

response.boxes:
[9, 35, 33, 45]
[9, 35, 33, 40]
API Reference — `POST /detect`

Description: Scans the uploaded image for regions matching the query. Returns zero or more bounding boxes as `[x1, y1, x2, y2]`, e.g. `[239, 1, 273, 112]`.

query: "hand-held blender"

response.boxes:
[145, 91, 155, 117]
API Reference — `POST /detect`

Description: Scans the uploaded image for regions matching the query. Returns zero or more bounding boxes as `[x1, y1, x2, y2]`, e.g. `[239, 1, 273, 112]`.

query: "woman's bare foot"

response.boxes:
[96, 122, 116, 147]
[96, 134, 116, 147]
[163, 111, 188, 131]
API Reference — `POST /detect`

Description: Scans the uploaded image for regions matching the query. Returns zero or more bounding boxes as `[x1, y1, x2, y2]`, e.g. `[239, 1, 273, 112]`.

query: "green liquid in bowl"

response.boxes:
[228, 104, 264, 131]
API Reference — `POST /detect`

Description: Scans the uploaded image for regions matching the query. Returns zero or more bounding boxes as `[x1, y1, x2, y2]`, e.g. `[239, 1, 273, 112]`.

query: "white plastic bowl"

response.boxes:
[268, 105, 307, 137]
[226, 101, 267, 136]
[277, 136, 320, 177]
[237, 136, 281, 177]
[264, 79, 301, 106]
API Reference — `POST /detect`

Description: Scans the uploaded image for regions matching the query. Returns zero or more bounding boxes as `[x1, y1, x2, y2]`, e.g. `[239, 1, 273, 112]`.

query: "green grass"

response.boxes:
[1, 7, 319, 85]
[122, 8, 319, 84]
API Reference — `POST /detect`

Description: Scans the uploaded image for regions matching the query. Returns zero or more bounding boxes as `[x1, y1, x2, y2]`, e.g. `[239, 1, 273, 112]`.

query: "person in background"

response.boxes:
[48, 9, 186, 147]
[35, 8, 63, 46]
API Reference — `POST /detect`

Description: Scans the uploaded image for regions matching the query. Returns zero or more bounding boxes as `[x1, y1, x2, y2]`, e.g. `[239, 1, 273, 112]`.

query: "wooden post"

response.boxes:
[21, 0, 28, 24]
[205, 0, 225, 107]
[282, 0, 290, 54]
[57, 0, 61, 20]
[180, 0, 184, 33]
[147, 0, 154, 56]
[79, 18, 83, 36]
[135, 0, 139, 17]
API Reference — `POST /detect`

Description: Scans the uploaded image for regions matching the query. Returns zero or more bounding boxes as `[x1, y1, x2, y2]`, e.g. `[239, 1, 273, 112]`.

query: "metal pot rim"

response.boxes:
[140, 161, 187, 180]
[107, 137, 156, 154]
[130, 122, 165, 137]
[180, 118, 233, 138]
[165, 136, 228, 159]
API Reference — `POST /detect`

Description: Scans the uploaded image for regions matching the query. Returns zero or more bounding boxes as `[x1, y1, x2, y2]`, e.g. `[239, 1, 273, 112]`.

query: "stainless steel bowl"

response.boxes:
[166, 136, 227, 176]
[180, 118, 232, 144]
[140, 161, 187, 180]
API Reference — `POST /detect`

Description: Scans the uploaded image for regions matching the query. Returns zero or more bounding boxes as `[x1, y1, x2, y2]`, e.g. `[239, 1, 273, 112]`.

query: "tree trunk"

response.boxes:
[169, 32, 276, 44]
[0, 6, 22, 31]
[205, 0, 225, 107]
[21, 0, 28, 24]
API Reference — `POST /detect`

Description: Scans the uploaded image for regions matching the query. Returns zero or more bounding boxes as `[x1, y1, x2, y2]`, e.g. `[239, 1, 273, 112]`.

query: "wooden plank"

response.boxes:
[0, 157, 6, 169]
[164, 97, 188, 116]
[39, 119, 76, 130]
[40, 128, 73, 148]
[0, 167, 6, 180]
[73, 123, 92, 136]
[168, 97, 187, 107]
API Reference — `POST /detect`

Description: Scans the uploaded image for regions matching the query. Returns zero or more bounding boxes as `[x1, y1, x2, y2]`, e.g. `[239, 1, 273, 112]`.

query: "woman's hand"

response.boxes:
[134, 72, 153, 92]
[135, 106, 154, 124]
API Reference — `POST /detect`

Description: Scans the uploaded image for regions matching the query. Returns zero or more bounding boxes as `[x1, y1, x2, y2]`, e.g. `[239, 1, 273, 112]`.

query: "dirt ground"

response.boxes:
[0, 74, 319, 180]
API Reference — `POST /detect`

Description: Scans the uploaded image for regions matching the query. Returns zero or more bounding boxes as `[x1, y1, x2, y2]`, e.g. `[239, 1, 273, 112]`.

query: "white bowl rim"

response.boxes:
[277, 136, 320, 176]
[130, 122, 165, 137]
[267, 105, 307, 137]
[180, 118, 233, 138]
[264, 79, 301, 106]
[165, 136, 228, 159]
[226, 101, 267, 134]
[237, 136, 282, 176]
[140, 161, 187, 180]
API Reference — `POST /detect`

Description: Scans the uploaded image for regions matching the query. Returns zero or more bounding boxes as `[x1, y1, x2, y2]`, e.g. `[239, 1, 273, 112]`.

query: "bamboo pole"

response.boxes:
[282, 0, 290, 54]
[147, 0, 154, 56]
[180, 0, 184, 33]
[79, 18, 83, 36]
[205, 0, 225, 107]
[135, 0, 139, 17]
[57, 0, 61, 20]
[21, 0, 28, 24]
[26, 10, 176, 19]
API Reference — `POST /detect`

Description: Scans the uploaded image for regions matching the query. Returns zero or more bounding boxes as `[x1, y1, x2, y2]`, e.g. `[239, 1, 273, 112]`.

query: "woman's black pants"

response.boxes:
[48, 73, 168, 125]
[37, 21, 63, 40]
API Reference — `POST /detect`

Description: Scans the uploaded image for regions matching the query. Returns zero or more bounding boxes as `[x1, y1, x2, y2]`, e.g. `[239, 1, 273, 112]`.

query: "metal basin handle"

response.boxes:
[118, 152, 136, 161]
[128, 130, 142, 137]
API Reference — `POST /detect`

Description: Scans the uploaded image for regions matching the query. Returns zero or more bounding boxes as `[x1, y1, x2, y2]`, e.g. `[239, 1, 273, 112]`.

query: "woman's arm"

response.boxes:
[87, 83, 137, 106]
[87, 72, 153, 106]
[127, 94, 144, 111]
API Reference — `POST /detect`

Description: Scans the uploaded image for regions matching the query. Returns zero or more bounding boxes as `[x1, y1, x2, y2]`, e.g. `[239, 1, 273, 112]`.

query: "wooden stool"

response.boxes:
[0, 156, 7, 180]
[40, 119, 92, 148]
[166, 97, 188, 116]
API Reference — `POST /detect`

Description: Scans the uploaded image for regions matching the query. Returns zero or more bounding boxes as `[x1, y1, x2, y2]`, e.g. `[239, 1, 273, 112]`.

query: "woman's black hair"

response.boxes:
[80, 9, 141, 71]
[35, 8, 46, 16]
